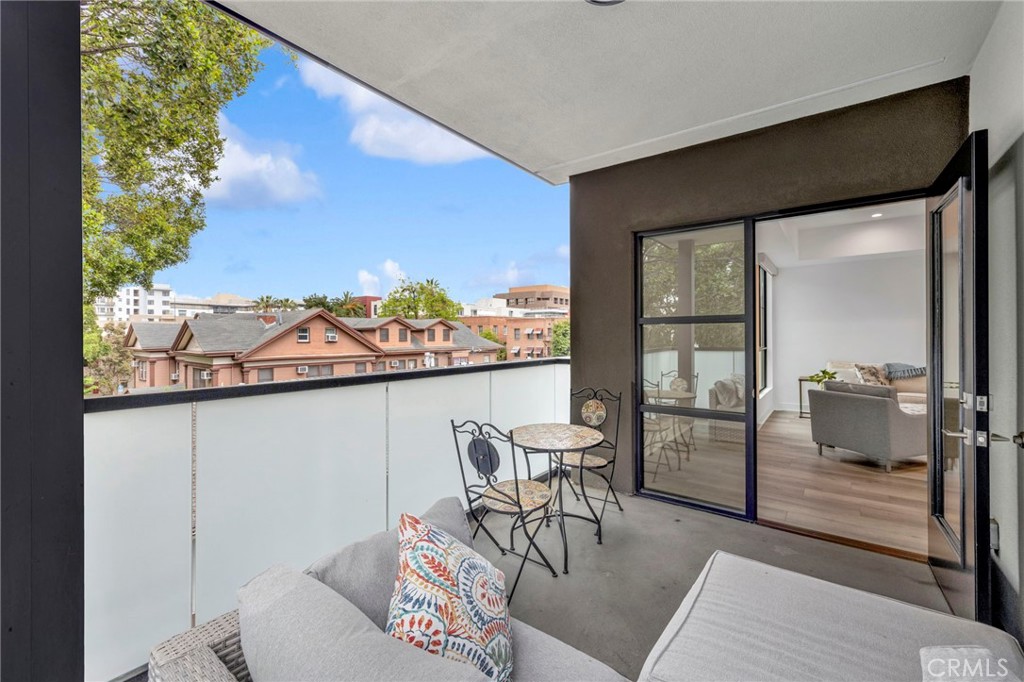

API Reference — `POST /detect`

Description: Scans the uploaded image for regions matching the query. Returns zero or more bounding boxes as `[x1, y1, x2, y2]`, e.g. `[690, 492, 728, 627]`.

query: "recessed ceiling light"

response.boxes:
[871, 213, 883, 218]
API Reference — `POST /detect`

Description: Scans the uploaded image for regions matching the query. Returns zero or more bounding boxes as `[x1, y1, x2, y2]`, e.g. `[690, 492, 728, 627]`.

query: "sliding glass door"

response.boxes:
[636, 221, 755, 517]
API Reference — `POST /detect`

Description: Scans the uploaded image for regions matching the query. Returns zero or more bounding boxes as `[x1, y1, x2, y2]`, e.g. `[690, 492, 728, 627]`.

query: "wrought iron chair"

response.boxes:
[451, 419, 557, 600]
[558, 388, 624, 523]
[641, 390, 693, 481]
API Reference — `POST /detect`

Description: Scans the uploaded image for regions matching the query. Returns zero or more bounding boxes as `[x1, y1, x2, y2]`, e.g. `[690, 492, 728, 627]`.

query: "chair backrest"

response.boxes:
[571, 387, 622, 452]
[822, 380, 898, 402]
[451, 419, 523, 510]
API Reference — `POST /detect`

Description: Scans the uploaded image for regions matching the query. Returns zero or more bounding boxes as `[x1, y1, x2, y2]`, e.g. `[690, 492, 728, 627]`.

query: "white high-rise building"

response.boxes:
[93, 285, 254, 325]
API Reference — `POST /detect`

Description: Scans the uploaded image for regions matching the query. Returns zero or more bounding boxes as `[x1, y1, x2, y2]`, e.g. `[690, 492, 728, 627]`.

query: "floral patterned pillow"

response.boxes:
[855, 363, 888, 386]
[385, 513, 513, 681]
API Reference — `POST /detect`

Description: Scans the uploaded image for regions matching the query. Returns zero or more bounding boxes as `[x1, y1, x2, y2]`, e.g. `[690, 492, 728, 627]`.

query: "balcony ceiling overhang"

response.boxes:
[216, 1, 999, 184]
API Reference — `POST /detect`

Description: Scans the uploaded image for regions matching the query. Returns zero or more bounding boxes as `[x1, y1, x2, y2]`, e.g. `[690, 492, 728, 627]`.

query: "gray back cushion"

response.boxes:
[239, 564, 486, 682]
[306, 496, 473, 630]
[822, 380, 897, 401]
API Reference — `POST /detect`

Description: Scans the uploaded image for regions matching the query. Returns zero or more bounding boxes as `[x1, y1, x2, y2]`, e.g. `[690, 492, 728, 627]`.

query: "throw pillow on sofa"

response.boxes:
[386, 512, 513, 682]
[854, 363, 888, 385]
[238, 564, 487, 682]
[307, 496, 473, 630]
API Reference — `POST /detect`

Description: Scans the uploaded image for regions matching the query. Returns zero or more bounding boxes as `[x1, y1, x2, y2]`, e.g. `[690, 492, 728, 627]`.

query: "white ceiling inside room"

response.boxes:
[216, 1, 1000, 184]
[757, 200, 926, 268]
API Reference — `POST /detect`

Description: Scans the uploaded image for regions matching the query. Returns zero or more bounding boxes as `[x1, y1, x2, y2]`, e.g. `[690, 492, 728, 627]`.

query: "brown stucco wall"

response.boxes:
[569, 78, 970, 493]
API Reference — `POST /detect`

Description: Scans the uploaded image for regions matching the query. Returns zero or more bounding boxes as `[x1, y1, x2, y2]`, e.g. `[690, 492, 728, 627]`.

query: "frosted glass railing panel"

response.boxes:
[194, 384, 388, 621]
[553, 362, 571, 423]
[85, 404, 192, 682]
[386, 372, 491, 526]
[491, 364, 559, 433]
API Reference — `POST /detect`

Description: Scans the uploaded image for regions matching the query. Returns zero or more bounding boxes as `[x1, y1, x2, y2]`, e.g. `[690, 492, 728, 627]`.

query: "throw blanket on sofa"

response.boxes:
[884, 362, 926, 380]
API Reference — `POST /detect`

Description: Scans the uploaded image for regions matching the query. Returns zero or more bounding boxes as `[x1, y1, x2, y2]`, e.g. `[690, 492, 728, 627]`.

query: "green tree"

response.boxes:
[276, 298, 298, 311]
[336, 291, 365, 318]
[254, 295, 278, 312]
[379, 278, 461, 320]
[478, 329, 507, 361]
[86, 322, 134, 395]
[81, 0, 274, 300]
[551, 320, 571, 357]
[302, 293, 332, 311]
[83, 304, 107, 365]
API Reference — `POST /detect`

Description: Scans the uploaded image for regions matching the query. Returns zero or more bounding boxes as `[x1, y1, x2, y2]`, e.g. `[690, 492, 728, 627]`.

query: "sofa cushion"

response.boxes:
[306, 497, 473, 630]
[822, 380, 898, 401]
[511, 618, 628, 682]
[854, 363, 888, 385]
[892, 375, 928, 394]
[238, 564, 486, 682]
[386, 513, 513, 681]
[638, 551, 1024, 682]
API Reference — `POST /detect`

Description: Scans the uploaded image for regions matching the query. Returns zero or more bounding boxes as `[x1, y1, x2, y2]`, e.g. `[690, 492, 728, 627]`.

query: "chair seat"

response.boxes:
[482, 479, 552, 514]
[560, 452, 609, 469]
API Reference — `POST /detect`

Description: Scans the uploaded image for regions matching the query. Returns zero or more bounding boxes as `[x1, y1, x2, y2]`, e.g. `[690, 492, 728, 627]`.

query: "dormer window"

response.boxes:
[399, 328, 408, 342]
[297, 327, 310, 343]
[442, 329, 451, 342]
[427, 329, 436, 342]
[379, 328, 390, 342]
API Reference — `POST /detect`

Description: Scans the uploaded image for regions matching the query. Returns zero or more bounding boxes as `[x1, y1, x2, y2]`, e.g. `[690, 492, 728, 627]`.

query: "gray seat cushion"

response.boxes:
[511, 618, 628, 682]
[639, 551, 1024, 682]
[239, 564, 487, 681]
[306, 497, 473, 630]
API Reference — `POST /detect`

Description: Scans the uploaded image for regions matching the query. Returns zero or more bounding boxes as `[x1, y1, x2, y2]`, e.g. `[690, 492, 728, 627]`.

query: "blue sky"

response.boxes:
[157, 47, 569, 304]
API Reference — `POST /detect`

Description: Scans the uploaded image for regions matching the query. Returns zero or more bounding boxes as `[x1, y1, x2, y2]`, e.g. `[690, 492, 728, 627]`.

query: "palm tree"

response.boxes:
[336, 291, 365, 318]
[276, 298, 298, 311]
[254, 295, 277, 312]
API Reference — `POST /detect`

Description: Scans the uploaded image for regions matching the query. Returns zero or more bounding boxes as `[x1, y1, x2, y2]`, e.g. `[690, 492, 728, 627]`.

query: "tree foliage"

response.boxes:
[478, 329, 507, 361]
[85, 322, 134, 395]
[83, 304, 107, 365]
[81, 0, 273, 300]
[301, 292, 365, 317]
[551, 320, 571, 357]
[379, 278, 461, 321]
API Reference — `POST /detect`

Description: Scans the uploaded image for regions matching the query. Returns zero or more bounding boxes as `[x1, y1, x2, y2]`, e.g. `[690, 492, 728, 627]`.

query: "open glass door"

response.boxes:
[636, 221, 755, 518]
[927, 131, 990, 622]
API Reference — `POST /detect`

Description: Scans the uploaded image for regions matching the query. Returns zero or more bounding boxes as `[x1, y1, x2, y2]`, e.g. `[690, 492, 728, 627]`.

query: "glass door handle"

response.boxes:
[942, 429, 971, 440]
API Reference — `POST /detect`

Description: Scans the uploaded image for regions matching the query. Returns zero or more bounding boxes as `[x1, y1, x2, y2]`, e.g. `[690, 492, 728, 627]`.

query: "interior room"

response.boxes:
[755, 199, 930, 556]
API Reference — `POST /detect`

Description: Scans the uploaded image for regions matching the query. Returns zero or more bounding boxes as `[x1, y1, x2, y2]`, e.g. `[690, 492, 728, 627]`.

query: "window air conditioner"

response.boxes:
[325, 331, 338, 342]
[200, 370, 213, 380]
[390, 360, 401, 368]
[296, 366, 309, 374]
[170, 372, 179, 381]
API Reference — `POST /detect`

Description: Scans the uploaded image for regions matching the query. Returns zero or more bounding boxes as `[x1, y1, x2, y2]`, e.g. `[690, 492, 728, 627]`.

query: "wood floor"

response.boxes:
[641, 411, 928, 556]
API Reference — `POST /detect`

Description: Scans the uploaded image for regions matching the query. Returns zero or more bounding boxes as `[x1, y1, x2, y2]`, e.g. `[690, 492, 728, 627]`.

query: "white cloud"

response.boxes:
[382, 258, 406, 283]
[358, 269, 381, 297]
[298, 59, 489, 165]
[206, 115, 320, 209]
[474, 261, 522, 288]
[556, 244, 570, 260]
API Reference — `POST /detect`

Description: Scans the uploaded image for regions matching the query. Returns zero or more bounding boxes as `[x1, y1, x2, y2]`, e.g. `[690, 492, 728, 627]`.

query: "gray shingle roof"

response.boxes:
[186, 311, 310, 353]
[131, 322, 183, 350]
[451, 322, 502, 351]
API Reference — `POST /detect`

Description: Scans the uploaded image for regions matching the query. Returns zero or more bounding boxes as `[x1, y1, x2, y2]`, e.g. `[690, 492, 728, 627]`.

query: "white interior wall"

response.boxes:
[969, 0, 1024, 599]
[769, 253, 927, 412]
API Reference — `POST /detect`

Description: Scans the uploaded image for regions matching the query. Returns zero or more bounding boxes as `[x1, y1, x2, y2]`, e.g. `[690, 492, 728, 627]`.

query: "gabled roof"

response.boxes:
[343, 316, 417, 330]
[171, 311, 309, 355]
[405, 318, 459, 331]
[237, 309, 384, 360]
[125, 322, 181, 350]
[451, 322, 502, 351]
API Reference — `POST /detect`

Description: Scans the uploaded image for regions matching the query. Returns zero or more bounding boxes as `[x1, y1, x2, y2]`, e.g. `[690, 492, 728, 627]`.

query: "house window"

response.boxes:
[453, 357, 468, 366]
[399, 328, 408, 342]
[137, 362, 148, 381]
[492, 325, 498, 335]
[379, 328, 390, 342]
[297, 327, 310, 343]
[325, 327, 337, 342]
[503, 325, 508, 336]
[257, 368, 274, 383]
[376, 361, 386, 372]
[427, 329, 436, 342]
[514, 329, 521, 340]
[483, 355, 491, 363]
[408, 359, 417, 369]
[308, 364, 334, 378]
[477, 325, 483, 334]
[355, 363, 367, 374]
[392, 359, 407, 370]
[443, 329, 451, 342]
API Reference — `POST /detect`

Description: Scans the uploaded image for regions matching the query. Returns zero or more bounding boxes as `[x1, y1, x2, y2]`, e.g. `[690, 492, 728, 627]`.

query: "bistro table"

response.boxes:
[511, 422, 604, 574]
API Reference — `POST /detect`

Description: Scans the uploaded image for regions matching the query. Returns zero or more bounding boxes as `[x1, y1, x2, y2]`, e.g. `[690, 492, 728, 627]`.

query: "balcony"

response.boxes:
[84, 357, 947, 681]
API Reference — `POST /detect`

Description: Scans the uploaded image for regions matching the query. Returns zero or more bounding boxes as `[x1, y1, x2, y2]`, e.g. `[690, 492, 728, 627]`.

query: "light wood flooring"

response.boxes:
[641, 411, 928, 556]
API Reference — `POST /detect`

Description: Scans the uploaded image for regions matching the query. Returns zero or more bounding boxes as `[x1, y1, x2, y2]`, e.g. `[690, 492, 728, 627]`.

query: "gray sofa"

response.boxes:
[808, 381, 927, 472]
[151, 498, 1023, 682]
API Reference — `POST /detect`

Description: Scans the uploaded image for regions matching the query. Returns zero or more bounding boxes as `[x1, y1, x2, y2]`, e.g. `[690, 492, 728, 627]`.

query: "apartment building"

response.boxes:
[94, 285, 254, 325]
[457, 314, 566, 360]
[493, 284, 570, 312]
[123, 310, 501, 389]
[352, 295, 382, 318]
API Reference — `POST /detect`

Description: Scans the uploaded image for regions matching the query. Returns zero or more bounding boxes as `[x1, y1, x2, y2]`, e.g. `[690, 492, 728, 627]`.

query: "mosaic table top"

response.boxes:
[511, 423, 604, 452]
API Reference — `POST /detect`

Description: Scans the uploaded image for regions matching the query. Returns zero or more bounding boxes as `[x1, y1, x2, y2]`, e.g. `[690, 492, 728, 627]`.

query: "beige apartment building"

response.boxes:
[458, 315, 566, 360]
[493, 284, 570, 311]
[124, 310, 500, 390]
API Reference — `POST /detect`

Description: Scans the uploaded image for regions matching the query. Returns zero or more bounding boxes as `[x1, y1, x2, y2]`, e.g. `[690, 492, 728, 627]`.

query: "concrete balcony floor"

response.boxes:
[475, 491, 949, 680]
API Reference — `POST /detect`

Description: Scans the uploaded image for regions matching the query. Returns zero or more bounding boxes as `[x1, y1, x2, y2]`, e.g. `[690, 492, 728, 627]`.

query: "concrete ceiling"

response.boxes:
[217, 1, 999, 184]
